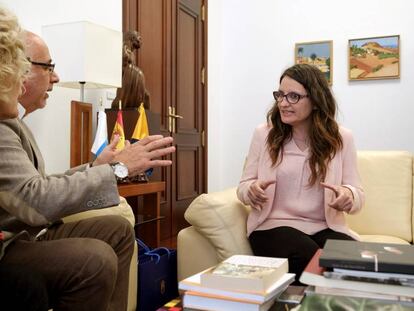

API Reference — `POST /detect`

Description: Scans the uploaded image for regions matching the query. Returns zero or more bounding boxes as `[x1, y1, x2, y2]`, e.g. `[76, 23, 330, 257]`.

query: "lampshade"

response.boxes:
[42, 21, 122, 93]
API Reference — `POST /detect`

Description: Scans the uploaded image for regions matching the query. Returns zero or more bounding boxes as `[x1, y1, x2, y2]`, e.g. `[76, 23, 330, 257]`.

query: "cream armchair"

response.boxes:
[178, 151, 414, 281]
[63, 196, 137, 311]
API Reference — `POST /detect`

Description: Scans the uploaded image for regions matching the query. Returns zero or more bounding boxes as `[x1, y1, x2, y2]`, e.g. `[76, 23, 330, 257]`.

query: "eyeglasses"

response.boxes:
[27, 58, 55, 73]
[273, 91, 308, 105]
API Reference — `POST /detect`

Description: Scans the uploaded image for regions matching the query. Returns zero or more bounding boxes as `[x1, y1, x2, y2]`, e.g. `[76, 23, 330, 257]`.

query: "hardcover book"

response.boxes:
[179, 268, 294, 303]
[199, 255, 289, 293]
[299, 249, 414, 298]
[319, 240, 414, 274]
[183, 290, 277, 311]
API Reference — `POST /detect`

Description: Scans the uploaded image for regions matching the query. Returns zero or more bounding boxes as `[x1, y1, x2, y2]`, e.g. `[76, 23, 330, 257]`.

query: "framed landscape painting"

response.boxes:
[295, 40, 333, 85]
[348, 35, 400, 81]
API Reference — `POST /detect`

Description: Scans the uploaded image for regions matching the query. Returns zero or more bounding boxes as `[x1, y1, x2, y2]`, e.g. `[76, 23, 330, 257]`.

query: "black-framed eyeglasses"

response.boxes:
[27, 58, 55, 73]
[273, 91, 308, 105]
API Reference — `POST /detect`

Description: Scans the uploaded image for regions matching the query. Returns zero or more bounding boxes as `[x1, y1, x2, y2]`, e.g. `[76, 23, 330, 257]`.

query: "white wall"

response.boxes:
[2, 0, 413, 190]
[0, 0, 121, 173]
[208, 0, 414, 191]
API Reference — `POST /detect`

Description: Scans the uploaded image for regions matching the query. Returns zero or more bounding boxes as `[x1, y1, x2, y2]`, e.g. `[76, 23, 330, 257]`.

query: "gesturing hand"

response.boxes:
[321, 182, 354, 213]
[247, 180, 276, 210]
[114, 135, 175, 177]
[92, 135, 122, 167]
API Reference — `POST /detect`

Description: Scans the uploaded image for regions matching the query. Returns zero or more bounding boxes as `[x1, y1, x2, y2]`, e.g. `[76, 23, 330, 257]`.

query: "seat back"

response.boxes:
[346, 151, 413, 243]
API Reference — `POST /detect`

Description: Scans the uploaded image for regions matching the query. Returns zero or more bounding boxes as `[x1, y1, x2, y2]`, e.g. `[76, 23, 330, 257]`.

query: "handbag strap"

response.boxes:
[136, 238, 151, 253]
[147, 247, 172, 259]
[144, 251, 161, 264]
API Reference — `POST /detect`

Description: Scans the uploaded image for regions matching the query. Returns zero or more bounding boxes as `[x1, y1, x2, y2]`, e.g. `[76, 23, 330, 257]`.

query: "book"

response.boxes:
[319, 240, 414, 274]
[276, 285, 307, 305]
[179, 268, 295, 303]
[298, 293, 414, 311]
[200, 255, 289, 293]
[183, 290, 277, 311]
[299, 249, 414, 298]
[324, 268, 414, 287]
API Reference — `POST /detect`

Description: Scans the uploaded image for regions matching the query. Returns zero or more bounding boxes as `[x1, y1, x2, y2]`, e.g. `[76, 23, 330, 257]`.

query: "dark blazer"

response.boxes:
[0, 118, 120, 234]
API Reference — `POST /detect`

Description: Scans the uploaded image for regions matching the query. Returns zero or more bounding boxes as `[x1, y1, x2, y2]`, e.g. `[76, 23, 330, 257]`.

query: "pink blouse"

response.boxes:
[237, 123, 364, 239]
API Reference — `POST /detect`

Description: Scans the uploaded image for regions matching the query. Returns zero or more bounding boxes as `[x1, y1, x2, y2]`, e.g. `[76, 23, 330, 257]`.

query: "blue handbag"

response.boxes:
[136, 239, 179, 311]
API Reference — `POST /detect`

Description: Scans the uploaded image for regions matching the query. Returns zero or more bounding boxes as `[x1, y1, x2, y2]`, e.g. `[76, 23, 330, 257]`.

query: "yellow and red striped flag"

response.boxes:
[111, 109, 125, 150]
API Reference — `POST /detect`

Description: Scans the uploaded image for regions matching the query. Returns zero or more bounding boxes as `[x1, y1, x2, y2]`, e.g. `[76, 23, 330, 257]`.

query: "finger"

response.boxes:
[145, 137, 174, 151]
[109, 135, 120, 149]
[124, 140, 131, 148]
[148, 159, 173, 168]
[148, 146, 176, 159]
[260, 180, 276, 190]
[247, 191, 263, 206]
[321, 182, 339, 196]
[138, 135, 169, 146]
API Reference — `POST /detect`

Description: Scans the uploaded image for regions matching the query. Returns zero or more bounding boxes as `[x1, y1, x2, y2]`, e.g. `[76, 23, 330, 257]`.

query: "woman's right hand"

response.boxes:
[247, 180, 276, 210]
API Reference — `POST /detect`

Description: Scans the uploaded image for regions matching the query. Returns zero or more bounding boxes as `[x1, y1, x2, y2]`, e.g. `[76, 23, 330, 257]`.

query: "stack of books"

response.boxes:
[300, 240, 414, 302]
[179, 255, 295, 311]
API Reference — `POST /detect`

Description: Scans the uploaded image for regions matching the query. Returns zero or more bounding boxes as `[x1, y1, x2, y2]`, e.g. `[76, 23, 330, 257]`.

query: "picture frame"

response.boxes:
[348, 35, 400, 81]
[295, 40, 333, 85]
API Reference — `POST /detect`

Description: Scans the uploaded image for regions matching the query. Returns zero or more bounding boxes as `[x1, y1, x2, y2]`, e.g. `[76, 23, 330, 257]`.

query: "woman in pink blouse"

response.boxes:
[237, 64, 364, 282]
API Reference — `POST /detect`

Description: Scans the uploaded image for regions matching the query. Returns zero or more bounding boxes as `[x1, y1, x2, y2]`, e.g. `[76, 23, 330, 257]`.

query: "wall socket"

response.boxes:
[106, 91, 116, 100]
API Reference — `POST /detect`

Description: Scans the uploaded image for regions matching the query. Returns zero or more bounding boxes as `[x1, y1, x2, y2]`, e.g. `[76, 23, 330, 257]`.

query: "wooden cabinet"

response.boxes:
[118, 182, 165, 247]
[122, 0, 208, 246]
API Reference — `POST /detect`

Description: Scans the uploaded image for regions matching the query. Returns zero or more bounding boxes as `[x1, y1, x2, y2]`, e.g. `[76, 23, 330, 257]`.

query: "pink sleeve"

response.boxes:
[341, 129, 365, 214]
[237, 125, 266, 205]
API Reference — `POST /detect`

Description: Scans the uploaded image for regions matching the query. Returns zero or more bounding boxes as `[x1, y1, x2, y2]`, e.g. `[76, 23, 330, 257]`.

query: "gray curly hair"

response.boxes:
[0, 6, 30, 106]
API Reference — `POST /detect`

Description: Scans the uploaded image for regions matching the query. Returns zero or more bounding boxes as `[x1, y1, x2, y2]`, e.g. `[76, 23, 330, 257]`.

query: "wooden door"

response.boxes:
[123, 0, 207, 245]
[171, 0, 205, 236]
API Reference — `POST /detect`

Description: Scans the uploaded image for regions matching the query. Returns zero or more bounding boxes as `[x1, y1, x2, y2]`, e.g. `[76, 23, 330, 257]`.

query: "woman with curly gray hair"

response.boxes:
[0, 5, 29, 119]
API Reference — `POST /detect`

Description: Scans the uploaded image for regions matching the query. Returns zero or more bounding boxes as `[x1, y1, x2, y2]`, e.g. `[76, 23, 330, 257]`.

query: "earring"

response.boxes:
[21, 84, 26, 96]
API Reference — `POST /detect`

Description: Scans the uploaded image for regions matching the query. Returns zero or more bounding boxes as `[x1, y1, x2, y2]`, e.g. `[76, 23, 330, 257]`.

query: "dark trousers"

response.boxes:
[249, 226, 354, 283]
[0, 215, 135, 311]
[0, 264, 48, 311]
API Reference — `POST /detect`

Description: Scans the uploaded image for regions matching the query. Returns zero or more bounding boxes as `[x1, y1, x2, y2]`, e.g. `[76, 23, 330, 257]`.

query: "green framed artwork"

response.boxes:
[349, 35, 400, 81]
[295, 40, 333, 85]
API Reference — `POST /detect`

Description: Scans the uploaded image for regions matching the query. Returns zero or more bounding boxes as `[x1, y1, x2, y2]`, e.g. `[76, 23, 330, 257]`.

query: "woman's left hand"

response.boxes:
[321, 182, 354, 213]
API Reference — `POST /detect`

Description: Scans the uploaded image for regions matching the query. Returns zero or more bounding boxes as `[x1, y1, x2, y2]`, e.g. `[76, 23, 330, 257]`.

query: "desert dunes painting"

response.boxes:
[349, 35, 400, 81]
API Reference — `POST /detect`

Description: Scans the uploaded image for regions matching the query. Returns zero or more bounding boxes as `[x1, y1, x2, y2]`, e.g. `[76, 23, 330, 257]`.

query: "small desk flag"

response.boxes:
[91, 110, 108, 156]
[111, 109, 125, 150]
[131, 102, 153, 177]
[131, 103, 149, 142]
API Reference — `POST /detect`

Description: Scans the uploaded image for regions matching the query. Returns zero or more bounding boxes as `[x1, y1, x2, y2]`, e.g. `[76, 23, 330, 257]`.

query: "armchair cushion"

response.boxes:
[184, 187, 253, 261]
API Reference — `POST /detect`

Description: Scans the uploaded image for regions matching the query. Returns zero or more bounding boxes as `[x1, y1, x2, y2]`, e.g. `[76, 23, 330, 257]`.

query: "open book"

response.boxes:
[200, 255, 289, 293]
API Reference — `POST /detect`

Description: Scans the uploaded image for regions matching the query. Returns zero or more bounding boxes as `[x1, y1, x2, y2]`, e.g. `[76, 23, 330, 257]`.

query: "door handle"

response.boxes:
[167, 113, 183, 119]
[168, 107, 183, 133]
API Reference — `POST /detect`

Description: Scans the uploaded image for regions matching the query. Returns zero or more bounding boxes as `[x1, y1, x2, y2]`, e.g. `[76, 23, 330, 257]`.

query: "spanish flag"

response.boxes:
[111, 109, 125, 150]
[131, 103, 149, 143]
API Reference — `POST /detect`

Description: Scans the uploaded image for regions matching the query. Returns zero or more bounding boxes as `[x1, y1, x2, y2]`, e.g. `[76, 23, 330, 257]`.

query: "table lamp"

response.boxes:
[42, 21, 122, 101]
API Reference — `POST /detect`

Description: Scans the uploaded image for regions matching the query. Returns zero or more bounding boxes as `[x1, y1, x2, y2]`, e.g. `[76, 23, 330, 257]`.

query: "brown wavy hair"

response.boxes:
[266, 64, 342, 186]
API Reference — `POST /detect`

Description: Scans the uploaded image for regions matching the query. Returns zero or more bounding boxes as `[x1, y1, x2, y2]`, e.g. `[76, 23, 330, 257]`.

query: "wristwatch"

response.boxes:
[110, 162, 129, 182]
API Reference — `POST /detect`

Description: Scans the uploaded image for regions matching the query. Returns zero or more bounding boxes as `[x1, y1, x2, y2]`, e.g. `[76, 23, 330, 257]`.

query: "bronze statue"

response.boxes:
[122, 30, 141, 68]
[112, 30, 150, 110]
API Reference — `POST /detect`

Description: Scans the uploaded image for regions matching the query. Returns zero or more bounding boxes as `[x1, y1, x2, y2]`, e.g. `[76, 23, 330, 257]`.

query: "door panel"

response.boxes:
[172, 0, 203, 236]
